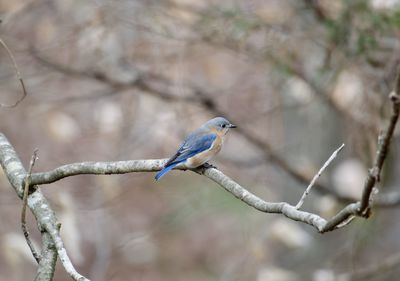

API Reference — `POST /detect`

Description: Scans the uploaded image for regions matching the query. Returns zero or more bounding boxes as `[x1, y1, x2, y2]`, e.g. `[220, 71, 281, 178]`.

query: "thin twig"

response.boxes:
[335, 215, 355, 229]
[21, 148, 40, 263]
[43, 220, 90, 281]
[296, 143, 345, 209]
[358, 72, 400, 216]
[0, 37, 27, 107]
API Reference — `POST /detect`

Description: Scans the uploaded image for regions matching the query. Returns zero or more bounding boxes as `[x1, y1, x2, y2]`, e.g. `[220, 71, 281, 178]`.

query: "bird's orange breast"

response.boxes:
[186, 134, 222, 168]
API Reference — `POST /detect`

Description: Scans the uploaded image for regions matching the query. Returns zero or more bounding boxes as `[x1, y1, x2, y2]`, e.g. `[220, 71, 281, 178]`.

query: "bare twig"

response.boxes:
[335, 215, 355, 229]
[0, 37, 27, 107]
[358, 71, 400, 216]
[296, 143, 345, 209]
[21, 149, 40, 263]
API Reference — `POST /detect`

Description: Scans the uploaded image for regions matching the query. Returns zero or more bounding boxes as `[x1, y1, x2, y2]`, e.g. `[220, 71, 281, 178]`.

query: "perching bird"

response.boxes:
[155, 117, 236, 181]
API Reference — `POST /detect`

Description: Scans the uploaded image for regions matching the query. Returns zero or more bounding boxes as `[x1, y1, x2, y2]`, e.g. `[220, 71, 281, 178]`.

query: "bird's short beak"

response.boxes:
[229, 124, 237, 128]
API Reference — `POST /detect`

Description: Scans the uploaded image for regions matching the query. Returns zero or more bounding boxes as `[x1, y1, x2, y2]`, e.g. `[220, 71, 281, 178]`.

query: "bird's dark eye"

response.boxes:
[221, 124, 226, 128]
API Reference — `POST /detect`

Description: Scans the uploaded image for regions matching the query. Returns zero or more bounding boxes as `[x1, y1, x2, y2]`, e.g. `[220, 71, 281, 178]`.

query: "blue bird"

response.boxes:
[155, 117, 236, 181]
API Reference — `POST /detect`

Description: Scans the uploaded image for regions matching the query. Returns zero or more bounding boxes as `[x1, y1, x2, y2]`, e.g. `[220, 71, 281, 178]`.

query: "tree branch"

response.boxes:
[296, 143, 345, 209]
[0, 134, 90, 281]
[28, 158, 328, 231]
[30, 159, 166, 186]
[358, 73, 400, 216]
[35, 232, 57, 281]
[23, 157, 367, 233]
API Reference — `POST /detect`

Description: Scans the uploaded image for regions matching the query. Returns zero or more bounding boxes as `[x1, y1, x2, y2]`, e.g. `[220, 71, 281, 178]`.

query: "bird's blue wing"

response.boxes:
[155, 132, 217, 181]
[164, 132, 217, 166]
[173, 132, 217, 163]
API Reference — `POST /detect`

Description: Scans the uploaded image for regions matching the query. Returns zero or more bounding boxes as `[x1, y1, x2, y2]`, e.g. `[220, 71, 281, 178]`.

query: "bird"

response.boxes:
[155, 117, 237, 181]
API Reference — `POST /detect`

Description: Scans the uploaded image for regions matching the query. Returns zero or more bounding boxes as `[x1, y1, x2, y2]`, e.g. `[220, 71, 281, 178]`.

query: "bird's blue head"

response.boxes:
[203, 117, 237, 134]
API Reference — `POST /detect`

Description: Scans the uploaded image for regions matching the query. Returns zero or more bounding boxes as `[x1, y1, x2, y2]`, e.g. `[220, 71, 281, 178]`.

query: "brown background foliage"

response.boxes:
[1, 0, 400, 280]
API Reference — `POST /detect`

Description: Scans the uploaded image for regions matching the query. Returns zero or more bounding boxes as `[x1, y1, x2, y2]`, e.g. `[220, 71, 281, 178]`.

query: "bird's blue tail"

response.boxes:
[155, 162, 179, 181]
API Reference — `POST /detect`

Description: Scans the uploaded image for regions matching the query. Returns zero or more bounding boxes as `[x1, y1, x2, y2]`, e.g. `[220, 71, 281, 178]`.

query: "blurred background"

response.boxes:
[0, 0, 400, 280]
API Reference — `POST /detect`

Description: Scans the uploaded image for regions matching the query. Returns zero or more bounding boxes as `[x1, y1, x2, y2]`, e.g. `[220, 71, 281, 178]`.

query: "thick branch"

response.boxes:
[24, 157, 371, 233]
[30, 159, 167, 186]
[35, 232, 57, 281]
[27, 155, 366, 232]
[29, 158, 328, 231]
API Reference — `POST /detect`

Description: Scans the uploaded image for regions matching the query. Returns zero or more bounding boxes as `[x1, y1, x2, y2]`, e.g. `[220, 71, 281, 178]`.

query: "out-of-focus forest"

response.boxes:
[1, 0, 400, 280]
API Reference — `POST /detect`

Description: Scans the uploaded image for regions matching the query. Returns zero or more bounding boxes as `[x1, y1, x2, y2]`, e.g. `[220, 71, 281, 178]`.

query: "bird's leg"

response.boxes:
[202, 162, 217, 169]
[196, 162, 217, 174]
